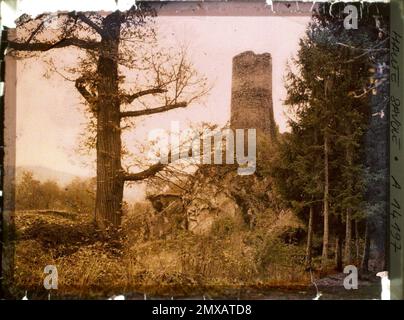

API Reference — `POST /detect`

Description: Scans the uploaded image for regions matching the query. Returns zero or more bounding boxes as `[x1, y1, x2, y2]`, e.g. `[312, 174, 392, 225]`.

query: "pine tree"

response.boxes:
[283, 8, 377, 269]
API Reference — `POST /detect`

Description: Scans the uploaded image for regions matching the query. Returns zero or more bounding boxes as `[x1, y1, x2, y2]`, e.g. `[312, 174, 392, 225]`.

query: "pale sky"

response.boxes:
[15, 14, 310, 199]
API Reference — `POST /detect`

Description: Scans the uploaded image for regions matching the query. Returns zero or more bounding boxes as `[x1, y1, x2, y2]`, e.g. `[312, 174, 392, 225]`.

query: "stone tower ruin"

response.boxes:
[230, 51, 277, 140]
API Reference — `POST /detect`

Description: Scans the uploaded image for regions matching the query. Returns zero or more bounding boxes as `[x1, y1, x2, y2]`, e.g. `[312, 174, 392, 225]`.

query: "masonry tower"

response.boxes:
[230, 51, 277, 140]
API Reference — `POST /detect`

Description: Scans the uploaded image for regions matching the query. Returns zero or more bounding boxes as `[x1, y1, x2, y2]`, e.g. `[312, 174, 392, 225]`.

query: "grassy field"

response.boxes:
[9, 208, 337, 299]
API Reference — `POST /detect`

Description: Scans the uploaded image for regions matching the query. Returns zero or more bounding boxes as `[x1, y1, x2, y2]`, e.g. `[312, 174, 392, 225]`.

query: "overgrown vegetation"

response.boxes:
[12, 205, 310, 299]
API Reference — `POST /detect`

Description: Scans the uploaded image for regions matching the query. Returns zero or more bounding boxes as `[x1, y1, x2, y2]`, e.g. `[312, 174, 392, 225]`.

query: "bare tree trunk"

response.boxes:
[305, 205, 314, 269]
[95, 12, 124, 229]
[361, 221, 370, 272]
[344, 136, 353, 265]
[344, 209, 352, 264]
[335, 236, 343, 271]
[321, 134, 330, 268]
[355, 219, 360, 262]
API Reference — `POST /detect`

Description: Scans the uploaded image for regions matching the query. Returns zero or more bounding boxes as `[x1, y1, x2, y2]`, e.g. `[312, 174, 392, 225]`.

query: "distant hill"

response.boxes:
[16, 166, 90, 186]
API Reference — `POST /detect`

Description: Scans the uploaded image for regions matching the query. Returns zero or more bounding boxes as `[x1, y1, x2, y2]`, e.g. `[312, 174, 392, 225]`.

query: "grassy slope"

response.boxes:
[10, 209, 342, 299]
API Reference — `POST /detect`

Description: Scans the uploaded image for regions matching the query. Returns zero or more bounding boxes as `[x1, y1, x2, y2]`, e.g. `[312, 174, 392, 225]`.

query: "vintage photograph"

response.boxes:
[2, 1, 389, 299]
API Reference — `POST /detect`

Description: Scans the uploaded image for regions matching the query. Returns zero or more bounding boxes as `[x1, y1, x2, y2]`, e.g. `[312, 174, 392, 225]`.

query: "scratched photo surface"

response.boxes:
[2, 1, 389, 299]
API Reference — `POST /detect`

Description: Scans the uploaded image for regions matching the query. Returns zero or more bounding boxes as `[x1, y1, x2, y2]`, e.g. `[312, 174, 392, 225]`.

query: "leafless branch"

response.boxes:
[120, 102, 187, 118]
[337, 38, 389, 64]
[121, 88, 168, 105]
[25, 20, 46, 44]
[154, 173, 188, 192]
[69, 12, 105, 37]
[9, 37, 100, 52]
[123, 162, 167, 181]
[348, 78, 386, 98]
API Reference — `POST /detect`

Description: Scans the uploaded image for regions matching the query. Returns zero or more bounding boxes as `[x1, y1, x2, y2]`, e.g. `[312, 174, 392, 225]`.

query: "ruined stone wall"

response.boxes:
[230, 51, 277, 140]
